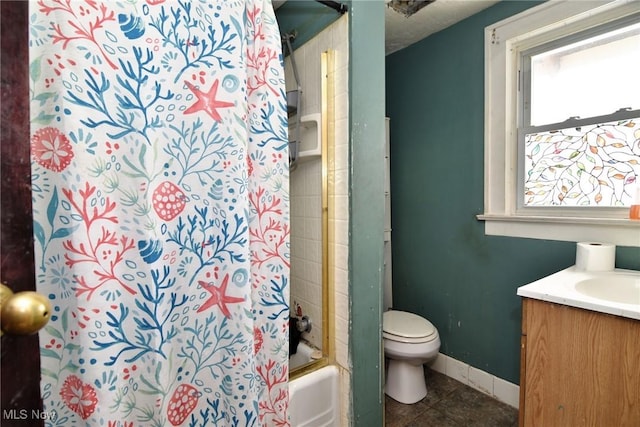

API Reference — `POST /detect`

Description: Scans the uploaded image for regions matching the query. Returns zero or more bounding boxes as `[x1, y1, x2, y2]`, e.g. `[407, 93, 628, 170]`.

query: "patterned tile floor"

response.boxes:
[385, 368, 519, 427]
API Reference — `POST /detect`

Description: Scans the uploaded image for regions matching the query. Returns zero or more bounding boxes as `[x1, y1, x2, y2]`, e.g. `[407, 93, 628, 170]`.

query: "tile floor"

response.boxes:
[385, 368, 519, 427]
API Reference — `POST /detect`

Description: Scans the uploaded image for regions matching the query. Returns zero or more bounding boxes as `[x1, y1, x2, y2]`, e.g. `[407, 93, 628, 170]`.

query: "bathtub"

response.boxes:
[290, 340, 319, 370]
[289, 343, 339, 427]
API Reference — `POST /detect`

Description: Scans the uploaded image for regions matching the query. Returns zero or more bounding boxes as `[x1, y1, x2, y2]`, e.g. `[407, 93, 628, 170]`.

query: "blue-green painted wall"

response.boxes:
[275, 0, 344, 51]
[385, 0, 640, 385]
[349, 2, 385, 425]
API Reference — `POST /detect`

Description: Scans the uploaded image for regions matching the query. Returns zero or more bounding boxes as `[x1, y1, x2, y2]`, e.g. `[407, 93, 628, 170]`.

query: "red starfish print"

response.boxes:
[196, 274, 245, 318]
[183, 79, 234, 122]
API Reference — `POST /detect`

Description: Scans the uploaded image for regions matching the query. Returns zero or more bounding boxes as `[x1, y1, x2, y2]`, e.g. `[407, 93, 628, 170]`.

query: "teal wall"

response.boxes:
[349, 2, 385, 426]
[275, 0, 345, 51]
[385, 0, 640, 385]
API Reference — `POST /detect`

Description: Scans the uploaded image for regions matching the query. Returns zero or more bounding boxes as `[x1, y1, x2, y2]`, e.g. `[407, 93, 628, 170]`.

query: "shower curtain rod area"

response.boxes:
[316, 0, 348, 14]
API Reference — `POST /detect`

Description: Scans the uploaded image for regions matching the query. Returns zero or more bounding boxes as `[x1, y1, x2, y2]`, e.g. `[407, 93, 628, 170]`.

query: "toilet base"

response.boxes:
[384, 359, 427, 404]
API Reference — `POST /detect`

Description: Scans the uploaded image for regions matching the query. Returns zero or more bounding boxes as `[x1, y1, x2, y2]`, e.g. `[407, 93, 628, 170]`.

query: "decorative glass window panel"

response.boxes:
[524, 118, 640, 207]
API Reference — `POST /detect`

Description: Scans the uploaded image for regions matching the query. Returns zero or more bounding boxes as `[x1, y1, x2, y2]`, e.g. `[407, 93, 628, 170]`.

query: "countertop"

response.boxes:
[517, 266, 640, 320]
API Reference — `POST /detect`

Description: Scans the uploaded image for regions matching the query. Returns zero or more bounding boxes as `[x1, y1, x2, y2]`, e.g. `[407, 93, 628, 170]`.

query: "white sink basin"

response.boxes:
[575, 275, 640, 305]
[517, 267, 640, 320]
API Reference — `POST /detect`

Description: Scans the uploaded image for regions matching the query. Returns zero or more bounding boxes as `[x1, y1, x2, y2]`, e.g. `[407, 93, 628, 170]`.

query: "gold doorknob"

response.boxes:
[0, 283, 51, 336]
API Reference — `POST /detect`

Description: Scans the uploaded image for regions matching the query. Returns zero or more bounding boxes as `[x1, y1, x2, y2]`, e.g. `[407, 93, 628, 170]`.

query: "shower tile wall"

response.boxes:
[290, 159, 323, 347]
[285, 15, 350, 427]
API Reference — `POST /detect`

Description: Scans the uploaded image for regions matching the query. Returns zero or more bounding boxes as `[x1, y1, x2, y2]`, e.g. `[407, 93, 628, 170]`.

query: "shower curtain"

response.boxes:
[29, 1, 289, 425]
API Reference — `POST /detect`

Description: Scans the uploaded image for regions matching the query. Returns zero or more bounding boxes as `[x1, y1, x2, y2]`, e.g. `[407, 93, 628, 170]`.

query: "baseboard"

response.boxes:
[430, 353, 520, 409]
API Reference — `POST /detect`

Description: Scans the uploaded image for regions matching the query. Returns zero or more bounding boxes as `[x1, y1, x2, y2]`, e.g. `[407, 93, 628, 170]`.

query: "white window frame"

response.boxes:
[480, 0, 640, 247]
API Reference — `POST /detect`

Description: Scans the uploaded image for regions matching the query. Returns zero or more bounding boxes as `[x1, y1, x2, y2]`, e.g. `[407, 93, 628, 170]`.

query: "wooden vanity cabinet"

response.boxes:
[519, 298, 640, 427]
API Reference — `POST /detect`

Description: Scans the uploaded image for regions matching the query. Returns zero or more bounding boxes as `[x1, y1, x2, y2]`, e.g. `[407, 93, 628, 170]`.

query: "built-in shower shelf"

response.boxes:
[290, 113, 321, 161]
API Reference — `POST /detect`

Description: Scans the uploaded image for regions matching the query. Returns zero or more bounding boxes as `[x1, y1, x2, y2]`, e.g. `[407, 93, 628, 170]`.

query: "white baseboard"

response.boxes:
[430, 353, 520, 409]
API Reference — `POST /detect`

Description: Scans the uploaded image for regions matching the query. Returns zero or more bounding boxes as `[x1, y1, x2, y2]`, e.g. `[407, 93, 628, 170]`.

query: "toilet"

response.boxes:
[381, 118, 440, 404]
[383, 309, 441, 404]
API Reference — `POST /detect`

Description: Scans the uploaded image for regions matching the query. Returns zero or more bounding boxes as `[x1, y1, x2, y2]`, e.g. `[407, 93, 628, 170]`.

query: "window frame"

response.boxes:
[480, 0, 640, 247]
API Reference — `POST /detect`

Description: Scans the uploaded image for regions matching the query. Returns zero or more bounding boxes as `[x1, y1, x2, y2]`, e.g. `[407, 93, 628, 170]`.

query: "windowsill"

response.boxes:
[477, 214, 640, 247]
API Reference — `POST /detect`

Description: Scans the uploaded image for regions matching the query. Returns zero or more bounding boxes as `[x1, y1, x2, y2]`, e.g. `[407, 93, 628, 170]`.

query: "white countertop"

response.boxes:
[517, 266, 640, 320]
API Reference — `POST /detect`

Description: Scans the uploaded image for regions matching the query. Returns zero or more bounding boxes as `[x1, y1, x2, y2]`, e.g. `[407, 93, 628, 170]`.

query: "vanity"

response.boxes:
[517, 267, 640, 426]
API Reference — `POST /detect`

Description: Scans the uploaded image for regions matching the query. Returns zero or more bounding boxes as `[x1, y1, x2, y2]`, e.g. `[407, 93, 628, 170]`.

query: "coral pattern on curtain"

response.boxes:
[29, 0, 290, 425]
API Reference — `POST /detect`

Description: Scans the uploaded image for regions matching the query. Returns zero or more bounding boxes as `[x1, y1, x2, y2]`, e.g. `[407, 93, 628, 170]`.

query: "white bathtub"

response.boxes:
[289, 343, 339, 427]
[290, 341, 318, 370]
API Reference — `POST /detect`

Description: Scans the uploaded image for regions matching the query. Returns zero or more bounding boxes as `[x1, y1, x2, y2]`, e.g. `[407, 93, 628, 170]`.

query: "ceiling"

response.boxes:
[273, 0, 499, 55]
[384, 0, 499, 54]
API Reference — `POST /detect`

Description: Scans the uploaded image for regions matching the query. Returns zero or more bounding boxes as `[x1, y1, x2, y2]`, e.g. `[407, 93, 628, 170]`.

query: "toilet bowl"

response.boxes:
[383, 310, 440, 404]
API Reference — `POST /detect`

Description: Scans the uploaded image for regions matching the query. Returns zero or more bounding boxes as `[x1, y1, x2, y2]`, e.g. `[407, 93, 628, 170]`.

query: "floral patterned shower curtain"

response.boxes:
[29, 1, 289, 425]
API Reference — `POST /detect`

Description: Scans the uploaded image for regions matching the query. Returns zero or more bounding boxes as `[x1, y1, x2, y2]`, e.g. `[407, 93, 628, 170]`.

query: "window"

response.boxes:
[481, 0, 640, 246]
[521, 18, 640, 208]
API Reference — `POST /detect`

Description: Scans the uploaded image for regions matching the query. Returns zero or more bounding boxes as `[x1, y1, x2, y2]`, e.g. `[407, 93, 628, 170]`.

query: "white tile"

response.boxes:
[334, 63, 348, 97]
[290, 198, 303, 217]
[335, 292, 348, 321]
[433, 354, 521, 410]
[302, 259, 314, 282]
[308, 218, 322, 241]
[493, 376, 520, 409]
[334, 118, 349, 157]
[333, 219, 348, 246]
[305, 195, 321, 218]
[303, 51, 319, 113]
[335, 91, 349, 121]
[335, 316, 348, 345]
[430, 352, 448, 374]
[334, 244, 348, 271]
[333, 196, 348, 221]
[336, 112, 348, 142]
[333, 266, 348, 295]
[336, 343, 348, 372]
[290, 260, 299, 278]
[307, 240, 321, 264]
[302, 167, 318, 196]
[334, 169, 348, 196]
[339, 368, 351, 427]
[290, 172, 304, 195]
[335, 338, 349, 368]
[302, 218, 314, 240]
[308, 287, 321, 305]
[445, 357, 469, 385]
[295, 281, 307, 301]
[290, 235, 302, 253]
[469, 366, 494, 396]
[329, 16, 347, 50]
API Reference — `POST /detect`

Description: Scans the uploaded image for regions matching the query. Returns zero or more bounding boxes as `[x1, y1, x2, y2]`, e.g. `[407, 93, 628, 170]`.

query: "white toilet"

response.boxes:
[383, 309, 441, 404]
[381, 118, 440, 404]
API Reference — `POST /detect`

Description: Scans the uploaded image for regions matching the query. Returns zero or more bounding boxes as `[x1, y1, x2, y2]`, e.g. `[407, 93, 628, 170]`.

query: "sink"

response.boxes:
[575, 275, 640, 305]
[517, 267, 640, 320]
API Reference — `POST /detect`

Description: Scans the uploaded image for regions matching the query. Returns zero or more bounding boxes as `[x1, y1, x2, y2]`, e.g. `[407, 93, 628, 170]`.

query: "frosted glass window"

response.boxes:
[529, 21, 640, 127]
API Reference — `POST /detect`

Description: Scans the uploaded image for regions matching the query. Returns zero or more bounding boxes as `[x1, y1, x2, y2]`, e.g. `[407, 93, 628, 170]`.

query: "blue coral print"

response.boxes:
[29, 1, 290, 425]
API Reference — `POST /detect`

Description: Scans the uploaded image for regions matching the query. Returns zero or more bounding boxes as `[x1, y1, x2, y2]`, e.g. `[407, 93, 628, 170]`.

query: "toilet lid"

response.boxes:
[383, 310, 436, 339]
